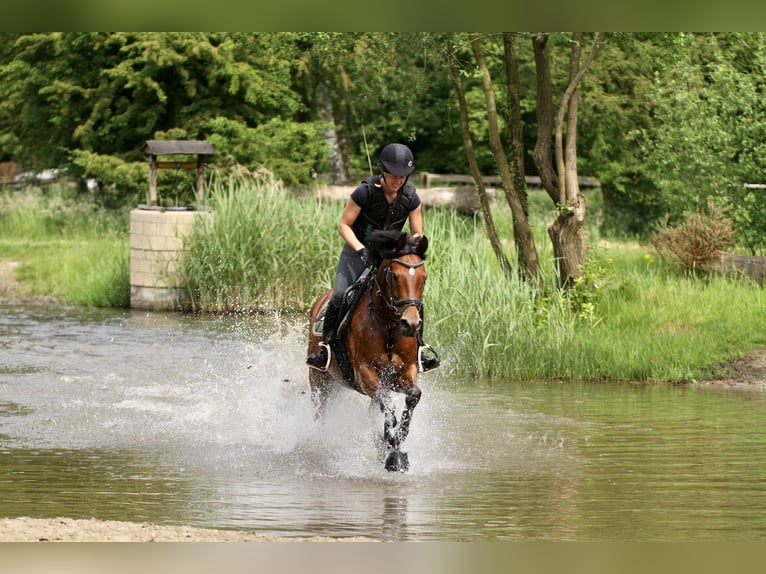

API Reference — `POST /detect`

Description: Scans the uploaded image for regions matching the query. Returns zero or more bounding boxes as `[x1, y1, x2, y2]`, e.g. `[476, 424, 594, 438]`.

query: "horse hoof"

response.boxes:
[385, 450, 409, 472]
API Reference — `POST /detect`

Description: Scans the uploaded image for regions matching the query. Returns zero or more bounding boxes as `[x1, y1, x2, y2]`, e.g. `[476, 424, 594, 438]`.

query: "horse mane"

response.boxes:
[366, 230, 427, 260]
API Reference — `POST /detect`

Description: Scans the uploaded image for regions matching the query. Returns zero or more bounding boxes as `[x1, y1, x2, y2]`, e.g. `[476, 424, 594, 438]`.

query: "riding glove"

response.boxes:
[357, 247, 375, 270]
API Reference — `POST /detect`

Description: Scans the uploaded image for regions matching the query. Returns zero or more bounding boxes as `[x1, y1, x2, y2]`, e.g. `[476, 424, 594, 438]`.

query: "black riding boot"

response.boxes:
[307, 301, 341, 371]
[418, 340, 441, 373]
[417, 311, 441, 373]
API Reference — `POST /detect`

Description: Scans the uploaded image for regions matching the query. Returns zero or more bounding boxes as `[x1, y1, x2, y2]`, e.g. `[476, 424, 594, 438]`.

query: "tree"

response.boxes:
[295, 33, 439, 184]
[447, 36, 513, 279]
[637, 33, 766, 254]
[0, 33, 328, 202]
[531, 32, 605, 287]
[447, 32, 603, 287]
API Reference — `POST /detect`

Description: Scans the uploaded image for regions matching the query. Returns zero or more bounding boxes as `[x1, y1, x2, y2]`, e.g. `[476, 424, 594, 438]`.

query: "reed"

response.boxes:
[417, 200, 766, 382]
[181, 175, 340, 312]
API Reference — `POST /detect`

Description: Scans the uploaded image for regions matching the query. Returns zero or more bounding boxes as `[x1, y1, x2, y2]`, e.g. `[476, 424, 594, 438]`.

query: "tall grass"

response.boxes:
[425, 203, 766, 382]
[0, 186, 129, 307]
[181, 175, 340, 312]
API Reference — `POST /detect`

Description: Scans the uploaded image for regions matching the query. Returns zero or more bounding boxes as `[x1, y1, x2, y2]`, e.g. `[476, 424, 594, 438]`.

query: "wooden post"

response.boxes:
[196, 155, 205, 206]
[149, 154, 158, 206]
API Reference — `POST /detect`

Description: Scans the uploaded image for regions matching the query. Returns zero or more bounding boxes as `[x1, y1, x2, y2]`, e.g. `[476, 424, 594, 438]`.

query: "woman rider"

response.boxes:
[306, 142, 440, 373]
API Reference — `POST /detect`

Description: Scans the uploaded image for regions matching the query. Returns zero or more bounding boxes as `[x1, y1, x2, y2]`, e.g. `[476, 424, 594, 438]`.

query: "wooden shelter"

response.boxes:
[143, 140, 215, 207]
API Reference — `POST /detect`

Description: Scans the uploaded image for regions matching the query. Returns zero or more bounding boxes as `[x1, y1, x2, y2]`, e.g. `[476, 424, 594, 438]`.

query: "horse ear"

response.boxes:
[417, 235, 428, 256]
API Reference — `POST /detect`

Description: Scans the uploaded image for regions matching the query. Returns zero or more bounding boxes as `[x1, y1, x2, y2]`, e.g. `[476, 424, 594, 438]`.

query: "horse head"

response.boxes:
[367, 231, 428, 338]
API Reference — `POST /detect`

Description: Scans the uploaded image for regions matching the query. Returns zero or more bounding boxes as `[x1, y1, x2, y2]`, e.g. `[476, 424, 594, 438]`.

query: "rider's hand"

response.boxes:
[357, 247, 375, 270]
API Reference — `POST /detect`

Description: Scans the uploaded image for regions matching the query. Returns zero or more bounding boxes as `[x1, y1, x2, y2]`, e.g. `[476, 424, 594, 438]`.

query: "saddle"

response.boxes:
[312, 270, 374, 386]
[312, 268, 373, 339]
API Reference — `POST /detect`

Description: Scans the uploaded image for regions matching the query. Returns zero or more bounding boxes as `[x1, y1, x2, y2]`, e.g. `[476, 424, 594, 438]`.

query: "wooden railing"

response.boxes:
[418, 172, 601, 189]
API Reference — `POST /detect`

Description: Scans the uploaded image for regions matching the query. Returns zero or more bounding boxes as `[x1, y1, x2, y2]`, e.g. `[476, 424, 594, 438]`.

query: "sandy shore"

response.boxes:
[0, 516, 374, 542]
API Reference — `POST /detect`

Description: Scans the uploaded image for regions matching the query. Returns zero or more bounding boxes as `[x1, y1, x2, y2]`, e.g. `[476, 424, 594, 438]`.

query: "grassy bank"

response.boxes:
[0, 187, 129, 307]
[2, 181, 764, 383]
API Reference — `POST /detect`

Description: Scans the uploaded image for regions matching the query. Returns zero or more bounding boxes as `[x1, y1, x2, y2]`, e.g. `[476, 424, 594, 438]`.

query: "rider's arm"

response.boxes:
[338, 198, 365, 252]
[408, 204, 423, 238]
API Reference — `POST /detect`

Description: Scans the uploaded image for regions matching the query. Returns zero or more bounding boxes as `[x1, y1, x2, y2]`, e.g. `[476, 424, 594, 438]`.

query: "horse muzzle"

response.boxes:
[398, 300, 423, 338]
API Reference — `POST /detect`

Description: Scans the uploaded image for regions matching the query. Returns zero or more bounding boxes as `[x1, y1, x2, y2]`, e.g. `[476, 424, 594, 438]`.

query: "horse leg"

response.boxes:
[309, 369, 330, 423]
[393, 385, 421, 449]
[378, 391, 399, 449]
[378, 386, 421, 472]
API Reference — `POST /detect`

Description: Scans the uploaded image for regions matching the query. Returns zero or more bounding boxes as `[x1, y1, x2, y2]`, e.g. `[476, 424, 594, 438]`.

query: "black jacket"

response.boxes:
[350, 175, 419, 244]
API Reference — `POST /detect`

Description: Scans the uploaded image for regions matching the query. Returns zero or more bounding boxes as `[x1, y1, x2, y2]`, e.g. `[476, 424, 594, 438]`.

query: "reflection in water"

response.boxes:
[1, 305, 766, 540]
[382, 496, 409, 541]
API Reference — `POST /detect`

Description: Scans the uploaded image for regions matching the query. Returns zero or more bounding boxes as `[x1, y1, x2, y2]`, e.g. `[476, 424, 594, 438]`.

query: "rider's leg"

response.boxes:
[307, 247, 362, 371]
[307, 300, 341, 371]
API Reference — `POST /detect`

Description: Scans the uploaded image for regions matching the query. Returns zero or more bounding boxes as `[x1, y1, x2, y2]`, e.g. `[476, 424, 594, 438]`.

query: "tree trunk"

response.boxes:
[333, 88, 354, 184]
[549, 33, 587, 288]
[503, 33, 529, 217]
[318, 82, 344, 185]
[447, 38, 512, 278]
[530, 34, 559, 205]
[471, 35, 540, 282]
[536, 33, 604, 288]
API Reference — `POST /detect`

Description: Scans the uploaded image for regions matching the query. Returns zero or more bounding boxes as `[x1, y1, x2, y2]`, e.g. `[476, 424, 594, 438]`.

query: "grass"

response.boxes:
[0, 186, 130, 307]
[180, 174, 340, 312]
[2, 180, 765, 383]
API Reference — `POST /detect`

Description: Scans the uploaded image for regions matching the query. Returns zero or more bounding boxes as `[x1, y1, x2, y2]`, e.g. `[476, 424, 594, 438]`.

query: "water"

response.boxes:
[2, 305, 766, 541]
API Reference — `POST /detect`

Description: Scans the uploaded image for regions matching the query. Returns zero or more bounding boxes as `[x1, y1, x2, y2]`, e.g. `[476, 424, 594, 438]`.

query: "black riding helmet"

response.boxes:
[379, 143, 415, 176]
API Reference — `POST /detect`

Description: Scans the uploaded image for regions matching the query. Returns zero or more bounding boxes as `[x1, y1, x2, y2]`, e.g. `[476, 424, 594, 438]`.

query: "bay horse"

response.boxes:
[307, 231, 429, 472]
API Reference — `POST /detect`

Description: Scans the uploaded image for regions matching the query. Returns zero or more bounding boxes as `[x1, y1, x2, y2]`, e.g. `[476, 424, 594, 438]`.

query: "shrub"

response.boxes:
[650, 202, 735, 273]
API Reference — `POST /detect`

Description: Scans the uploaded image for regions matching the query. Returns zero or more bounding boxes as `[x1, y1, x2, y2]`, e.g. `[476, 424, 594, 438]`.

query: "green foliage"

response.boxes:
[635, 33, 766, 250]
[578, 33, 670, 236]
[69, 151, 148, 206]
[0, 33, 324, 202]
[204, 116, 328, 187]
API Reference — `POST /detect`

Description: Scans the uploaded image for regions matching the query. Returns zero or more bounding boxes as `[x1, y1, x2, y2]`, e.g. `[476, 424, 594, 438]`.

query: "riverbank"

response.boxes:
[0, 517, 374, 542]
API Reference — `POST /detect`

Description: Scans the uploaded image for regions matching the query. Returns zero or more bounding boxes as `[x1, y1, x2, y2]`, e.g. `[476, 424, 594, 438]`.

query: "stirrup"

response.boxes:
[418, 344, 441, 373]
[307, 342, 332, 372]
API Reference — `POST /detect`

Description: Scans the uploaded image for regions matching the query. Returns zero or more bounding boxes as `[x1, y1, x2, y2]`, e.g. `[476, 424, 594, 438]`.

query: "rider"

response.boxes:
[306, 142, 441, 373]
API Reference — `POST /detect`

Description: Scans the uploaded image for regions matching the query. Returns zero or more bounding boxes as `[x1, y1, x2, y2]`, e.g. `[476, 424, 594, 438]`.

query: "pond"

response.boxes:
[1, 305, 766, 541]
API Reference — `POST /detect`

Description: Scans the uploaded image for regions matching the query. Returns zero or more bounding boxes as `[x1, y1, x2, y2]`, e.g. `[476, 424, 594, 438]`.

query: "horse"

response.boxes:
[307, 230, 429, 472]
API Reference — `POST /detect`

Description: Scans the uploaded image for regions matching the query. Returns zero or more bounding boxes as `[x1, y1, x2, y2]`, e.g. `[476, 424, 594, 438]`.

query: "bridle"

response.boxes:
[369, 257, 425, 324]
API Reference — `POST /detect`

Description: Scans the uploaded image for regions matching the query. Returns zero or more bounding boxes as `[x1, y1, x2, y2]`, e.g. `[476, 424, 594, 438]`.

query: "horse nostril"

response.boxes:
[401, 316, 422, 337]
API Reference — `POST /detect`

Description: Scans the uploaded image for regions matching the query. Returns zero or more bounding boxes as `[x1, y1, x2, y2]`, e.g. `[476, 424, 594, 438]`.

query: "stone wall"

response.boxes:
[129, 208, 211, 310]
